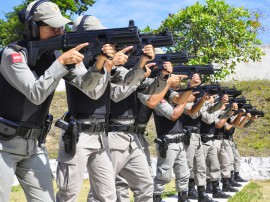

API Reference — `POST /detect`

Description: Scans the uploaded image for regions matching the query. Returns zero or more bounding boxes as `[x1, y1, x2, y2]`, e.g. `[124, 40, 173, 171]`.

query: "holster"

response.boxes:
[38, 114, 53, 147]
[183, 128, 192, 145]
[154, 138, 168, 158]
[55, 115, 78, 156]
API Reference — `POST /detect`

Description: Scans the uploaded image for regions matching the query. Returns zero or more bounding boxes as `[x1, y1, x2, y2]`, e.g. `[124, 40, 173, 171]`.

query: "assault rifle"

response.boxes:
[193, 84, 222, 97]
[221, 87, 242, 98]
[229, 97, 250, 105]
[246, 108, 265, 117]
[27, 21, 141, 67]
[172, 64, 219, 78]
[124, 51, 189, 69]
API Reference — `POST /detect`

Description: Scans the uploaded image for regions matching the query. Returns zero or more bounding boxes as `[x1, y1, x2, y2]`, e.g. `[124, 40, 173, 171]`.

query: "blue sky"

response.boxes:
[1, 0, 270, 44]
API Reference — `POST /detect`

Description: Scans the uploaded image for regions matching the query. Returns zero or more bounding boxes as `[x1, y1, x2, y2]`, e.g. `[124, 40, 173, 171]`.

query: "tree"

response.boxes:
[0, 0, 95, 47]
[158, 0, 264, 79]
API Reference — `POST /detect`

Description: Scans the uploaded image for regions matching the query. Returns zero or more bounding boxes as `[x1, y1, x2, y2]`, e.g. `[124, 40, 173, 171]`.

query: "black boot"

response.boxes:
[197, 186, 217, 202]
[153, 194, 162, 202]
[188, 179, 198, 199]
[178, 191, 190, 202]
[206, 178, 213, 193]
[212, 180, 231, 198]
[234, 172, 248, 182]
[230, 171, 242, 187]
[222, 178, 239, 192]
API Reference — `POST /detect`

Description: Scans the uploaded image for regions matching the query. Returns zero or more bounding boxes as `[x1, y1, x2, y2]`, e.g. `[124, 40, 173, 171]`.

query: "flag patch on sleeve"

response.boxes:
[7, 53, 23, 64]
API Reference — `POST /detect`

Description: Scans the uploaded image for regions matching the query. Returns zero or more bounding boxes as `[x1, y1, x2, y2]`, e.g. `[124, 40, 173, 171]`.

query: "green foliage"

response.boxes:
[158, 0, 264, 80]
[0, 0, 95, 47]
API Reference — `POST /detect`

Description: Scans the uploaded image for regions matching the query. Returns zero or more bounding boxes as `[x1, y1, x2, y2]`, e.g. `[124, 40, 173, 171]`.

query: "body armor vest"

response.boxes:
[136, 98, 153, 125]
[200, 120, 215, 134]
[66, 82, 110, 119]
[154, 110, 184, 137]
[224, 126, 235, 140]
[0, 41, 55, 128]
[180, 113, 201, 128]
[110, 92, 137, 120]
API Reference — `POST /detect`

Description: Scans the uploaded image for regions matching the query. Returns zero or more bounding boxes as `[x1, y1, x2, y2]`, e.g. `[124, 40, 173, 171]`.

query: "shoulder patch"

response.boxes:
[8, 53, 23, 64]
[160, 99, 167, 104]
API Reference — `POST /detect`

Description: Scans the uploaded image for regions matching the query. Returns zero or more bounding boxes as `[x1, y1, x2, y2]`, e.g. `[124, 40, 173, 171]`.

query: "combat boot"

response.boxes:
[153, 194, 162, 202]
[212, 180, 231, 199]
[178, 191, 190, 202]
[234, 171, 248, 182]
[188, 179, 198, 199]
[206, 178, 213, 193]
[229, 171, 242, 187]
[197, 186, 217, 202]
[222, 178, 239, 192]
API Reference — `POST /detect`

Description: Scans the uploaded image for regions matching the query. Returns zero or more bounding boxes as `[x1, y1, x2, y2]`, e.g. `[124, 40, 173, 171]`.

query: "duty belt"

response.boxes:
[16, 128, 42, 139]
[78, 123, 106, 133]
[213, 135, 223, 140]
[109, 125, 135, 133]
[200, 135, 214, 143]
[165, 136, 183, 143]
[184, 126, 200, 134]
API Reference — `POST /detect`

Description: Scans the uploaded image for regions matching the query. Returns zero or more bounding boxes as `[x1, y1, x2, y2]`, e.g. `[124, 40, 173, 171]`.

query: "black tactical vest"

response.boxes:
[110, 92, 137, 120]
[0, 41, 55, 128]
[224, 126, 235, 139]
[153, 109, 184, 137]
[180, 113, 201, 128]
[66, 82, 110, 119]
[200, 120, 216, 134]
[136, 98, 153, 125]
[214, 126, 225, 137]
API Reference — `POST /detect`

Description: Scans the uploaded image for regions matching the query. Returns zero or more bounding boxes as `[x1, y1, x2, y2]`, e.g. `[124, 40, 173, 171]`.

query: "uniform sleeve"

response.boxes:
[0, 47, 68, 105]
[137, 92, 150, 105]
[154, 99, 174, 120]
[137, 77, 167, 95]
[115, 64, 145, 85]
[201, 110, 222, 124]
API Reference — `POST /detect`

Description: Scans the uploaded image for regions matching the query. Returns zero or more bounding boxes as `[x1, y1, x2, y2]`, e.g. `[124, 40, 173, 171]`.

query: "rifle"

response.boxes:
[221, 87, 242, 98]
[126, 28, 174, 59]
[27, 21, 141, 67]
[172, 64, 219, 78]
[229, 97, 250, 105]
[124, 51, 189, 69]
[247, 108, 265, 117]
[193, 84, 222, 97]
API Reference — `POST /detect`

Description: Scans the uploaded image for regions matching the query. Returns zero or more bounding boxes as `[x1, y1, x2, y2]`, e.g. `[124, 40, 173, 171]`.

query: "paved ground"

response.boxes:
[162, 181, 249, 202]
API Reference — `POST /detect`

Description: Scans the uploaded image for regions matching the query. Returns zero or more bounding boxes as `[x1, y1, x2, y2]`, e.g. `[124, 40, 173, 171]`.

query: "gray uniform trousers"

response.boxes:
[154, 134, 189, 195]
[109, 131, 153, 202]
[115, 133, 154, 202]
[229, 140, 241, 172]
[56, 130, 116, 202]
[184, 133, 207, 186]
[213, 139, 231, 178]
[201, 136, 221, 181]
[0, 138, 54, 202]
[223, 139, 235, 172]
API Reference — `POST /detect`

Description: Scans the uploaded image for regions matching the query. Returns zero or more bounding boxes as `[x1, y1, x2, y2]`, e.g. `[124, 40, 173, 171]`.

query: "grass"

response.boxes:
[10, 179, 177, 201]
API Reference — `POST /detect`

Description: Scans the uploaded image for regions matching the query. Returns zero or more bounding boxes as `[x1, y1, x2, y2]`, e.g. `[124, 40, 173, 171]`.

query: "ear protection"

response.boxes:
[24, 0, 49, 41]
[76, 15, 92, 33]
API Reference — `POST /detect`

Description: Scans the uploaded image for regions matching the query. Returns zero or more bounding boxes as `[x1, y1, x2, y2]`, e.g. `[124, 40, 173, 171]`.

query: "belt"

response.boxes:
[165, 136, 183, 143]
[78, 123, 106, 133]
[15, 128, 42, 139]
[213, 135, 223, 140]
[184, 126, 200, 134]
[200, 135, 213, 143]
[109, 125, 135, 133]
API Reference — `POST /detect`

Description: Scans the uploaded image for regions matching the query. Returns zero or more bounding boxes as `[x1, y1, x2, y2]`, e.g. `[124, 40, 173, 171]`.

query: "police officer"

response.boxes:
[114, 62, 185, 201]
[0, 1, 106, 201]
[181, 93, 216, 202]
[152, 74, 201, 202]
[200, 96, 233, 199]
[56, 15, 143, 202]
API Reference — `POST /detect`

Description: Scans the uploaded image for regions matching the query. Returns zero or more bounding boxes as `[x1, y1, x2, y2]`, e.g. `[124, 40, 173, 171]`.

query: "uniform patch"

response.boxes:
[160, 99, 166, 103]
[8, 53, 22, 64]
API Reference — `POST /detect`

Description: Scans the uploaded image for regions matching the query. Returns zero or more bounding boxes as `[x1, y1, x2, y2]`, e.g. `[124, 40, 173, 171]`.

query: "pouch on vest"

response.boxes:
[0, 117, 19, 140]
